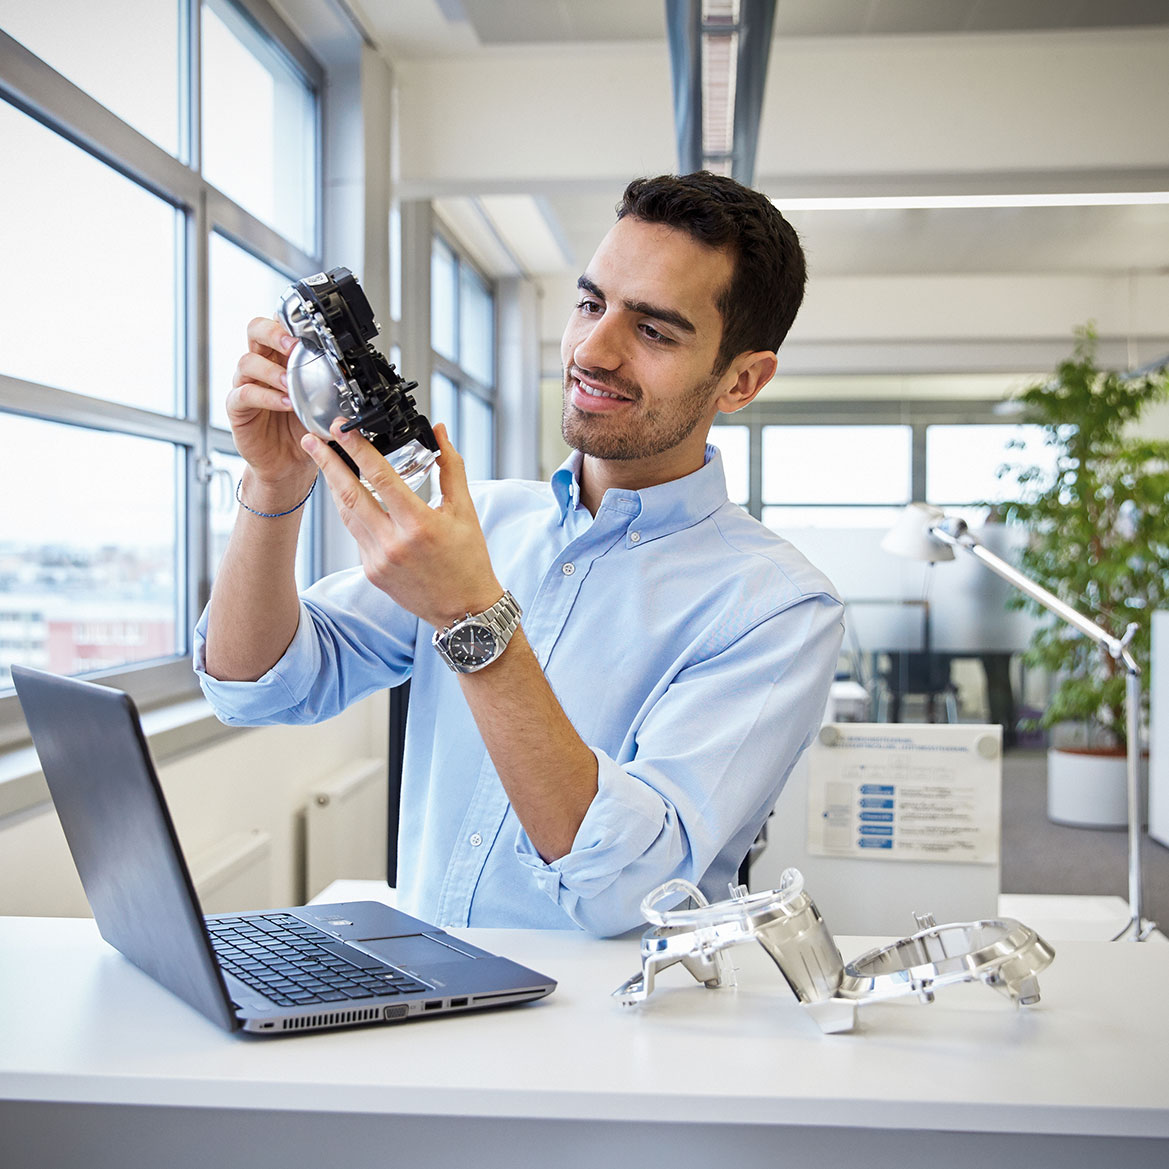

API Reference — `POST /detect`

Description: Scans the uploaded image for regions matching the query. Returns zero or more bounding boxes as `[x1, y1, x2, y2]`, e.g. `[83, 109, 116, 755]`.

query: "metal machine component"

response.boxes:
[613, 871, 850, 1027]
[837, 914, 1055, 1009]
[277, 267, 438, 491]
[614, 874, 1055, 1034]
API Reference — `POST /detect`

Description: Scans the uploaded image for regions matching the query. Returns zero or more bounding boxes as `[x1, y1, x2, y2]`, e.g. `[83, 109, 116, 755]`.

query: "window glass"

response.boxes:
[201, 0, 317, 252]
[926, 423, 1057, 505]
[762, 505, 908, 530]
[430, 237, 457, 362]
[208, 233, 290, 431]
[0, 414, 180, 688]
[762, 425, 912, 505]
[0, 0, 182, 156]
[459, 264, 494, 387]
[430, 371, 459, 444]
[711, 424, 748, 505]
[0, 100, 179, 414]
[462, 394, 494, 482]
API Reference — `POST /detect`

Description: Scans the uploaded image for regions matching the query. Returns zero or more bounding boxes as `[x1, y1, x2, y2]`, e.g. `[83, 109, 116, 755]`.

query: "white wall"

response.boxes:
[0, 692, 389, 918]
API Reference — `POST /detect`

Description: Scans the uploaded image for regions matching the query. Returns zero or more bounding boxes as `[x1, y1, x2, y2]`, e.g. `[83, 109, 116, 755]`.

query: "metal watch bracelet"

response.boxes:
[432, 591, 523, 674]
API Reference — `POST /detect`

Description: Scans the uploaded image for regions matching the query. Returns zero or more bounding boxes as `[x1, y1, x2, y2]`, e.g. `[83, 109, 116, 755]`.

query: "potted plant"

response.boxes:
[998, 326, 1169, 826]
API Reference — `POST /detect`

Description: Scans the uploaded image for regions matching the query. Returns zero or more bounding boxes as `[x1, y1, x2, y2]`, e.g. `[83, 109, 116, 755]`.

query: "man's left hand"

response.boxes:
[301, 421, 504, 628]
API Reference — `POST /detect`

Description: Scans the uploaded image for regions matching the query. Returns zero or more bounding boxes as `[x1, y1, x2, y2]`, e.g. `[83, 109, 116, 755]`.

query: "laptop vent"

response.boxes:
[280, 1006, 386, 1032]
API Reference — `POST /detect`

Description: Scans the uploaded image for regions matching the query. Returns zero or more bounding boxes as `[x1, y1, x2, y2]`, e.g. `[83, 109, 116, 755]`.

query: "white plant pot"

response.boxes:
[1046, 747, 1148, 829]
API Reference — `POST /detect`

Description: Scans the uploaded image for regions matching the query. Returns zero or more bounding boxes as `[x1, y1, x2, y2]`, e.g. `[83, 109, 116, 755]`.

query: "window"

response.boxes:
[710, 423, 749, 507]
[0, 1, 322, 738]
[430, 233, 496, 482]
[0, 102, 180, 414]
[715, 411, 1055, 529]
[208, 232, 294, 432]
[926, 424, 1057, 516]
[762, 424, 912, 531]
[0, 416, 180, 687]
[0, 0, 183, 156]
[201, 0, 317, 252]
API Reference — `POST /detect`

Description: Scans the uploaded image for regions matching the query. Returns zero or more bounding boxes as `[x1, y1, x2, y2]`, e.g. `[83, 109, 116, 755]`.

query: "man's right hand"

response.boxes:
[227, 316, 317, 503]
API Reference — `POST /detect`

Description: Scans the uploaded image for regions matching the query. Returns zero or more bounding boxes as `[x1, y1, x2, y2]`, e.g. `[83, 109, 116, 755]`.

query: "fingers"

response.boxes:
[247, 315, 296, 358]
[324, 421, 429, 518]
[227, 378, 297, 419]
[433, 423, 470, 506]
[233, 346, 291, 391]
[233, 316, 295, 389]
[302, 429, 376, 510]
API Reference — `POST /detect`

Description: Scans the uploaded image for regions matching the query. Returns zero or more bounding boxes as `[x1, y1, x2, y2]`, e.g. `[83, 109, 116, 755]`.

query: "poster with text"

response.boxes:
[805, 723, 1002, 864]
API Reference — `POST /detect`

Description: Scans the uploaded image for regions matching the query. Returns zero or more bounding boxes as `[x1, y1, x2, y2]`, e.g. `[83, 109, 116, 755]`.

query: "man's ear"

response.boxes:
[715, 350, 779, 414]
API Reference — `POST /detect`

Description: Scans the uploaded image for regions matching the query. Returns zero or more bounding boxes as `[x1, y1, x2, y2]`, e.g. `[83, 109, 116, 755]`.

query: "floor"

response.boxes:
[1000, 749, 1169, 933]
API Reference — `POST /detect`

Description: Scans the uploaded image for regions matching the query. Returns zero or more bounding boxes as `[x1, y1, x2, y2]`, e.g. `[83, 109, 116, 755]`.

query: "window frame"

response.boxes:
[0, 3, 324, 747]
[711, 397, 1026, 522]
[429, 225, 498, 480]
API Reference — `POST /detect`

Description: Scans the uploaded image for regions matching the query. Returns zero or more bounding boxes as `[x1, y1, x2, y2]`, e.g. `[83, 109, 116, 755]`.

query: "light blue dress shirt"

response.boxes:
[195, 446, 843, 936]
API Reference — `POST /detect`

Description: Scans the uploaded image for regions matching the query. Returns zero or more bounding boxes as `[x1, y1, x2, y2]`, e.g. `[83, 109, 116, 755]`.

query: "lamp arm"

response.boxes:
[928, 520, 1140, 674]
[910, 512, 1152, 939]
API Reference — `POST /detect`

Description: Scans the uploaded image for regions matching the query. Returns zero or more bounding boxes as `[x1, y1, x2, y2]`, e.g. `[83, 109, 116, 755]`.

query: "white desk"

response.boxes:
[2, 913, 1167, 1169]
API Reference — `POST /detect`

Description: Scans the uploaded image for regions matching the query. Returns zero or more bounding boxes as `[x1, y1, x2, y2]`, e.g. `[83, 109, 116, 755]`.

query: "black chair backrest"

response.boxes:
[386, 680, 410, 886]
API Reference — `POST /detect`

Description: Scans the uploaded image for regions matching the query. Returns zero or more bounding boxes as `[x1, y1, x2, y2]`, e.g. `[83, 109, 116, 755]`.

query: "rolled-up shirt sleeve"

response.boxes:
[513, 591, 844, 936]
[194, 567, 418, 726]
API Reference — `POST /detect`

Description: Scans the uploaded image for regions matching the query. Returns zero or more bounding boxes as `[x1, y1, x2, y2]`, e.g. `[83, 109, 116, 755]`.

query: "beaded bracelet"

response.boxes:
[235, 477, 317, 518]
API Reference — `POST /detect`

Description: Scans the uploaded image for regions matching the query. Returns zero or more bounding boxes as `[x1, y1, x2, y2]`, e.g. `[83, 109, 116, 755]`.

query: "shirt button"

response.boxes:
[561, 562, 576, 576]
[629, 531, 641, 543]
[469, 833, 483, 847]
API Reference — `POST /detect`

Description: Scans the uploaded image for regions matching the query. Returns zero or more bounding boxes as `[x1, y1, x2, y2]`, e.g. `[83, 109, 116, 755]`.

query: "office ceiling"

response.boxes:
[361, 1, 1169, 57]
[311, 1, 1169, 389]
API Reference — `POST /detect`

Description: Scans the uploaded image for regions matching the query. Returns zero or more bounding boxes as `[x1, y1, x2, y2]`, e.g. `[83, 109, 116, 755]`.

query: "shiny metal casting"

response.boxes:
[613, 874, 1055, 1034]
[277, 283, 351, 442]
[277, 277, 437, 492]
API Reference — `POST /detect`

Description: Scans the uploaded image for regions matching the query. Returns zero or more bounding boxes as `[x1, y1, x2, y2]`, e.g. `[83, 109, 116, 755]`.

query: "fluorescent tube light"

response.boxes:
[772, 192, 1169, 212]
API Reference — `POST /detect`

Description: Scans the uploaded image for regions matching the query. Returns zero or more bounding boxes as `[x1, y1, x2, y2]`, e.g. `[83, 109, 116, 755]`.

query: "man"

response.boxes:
[196, 171, 843, 936]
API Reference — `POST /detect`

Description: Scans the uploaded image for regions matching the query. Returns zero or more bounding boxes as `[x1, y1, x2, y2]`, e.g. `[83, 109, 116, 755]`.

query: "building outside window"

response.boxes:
[429, 232, 497, 482]
[0, 0, 322, 740]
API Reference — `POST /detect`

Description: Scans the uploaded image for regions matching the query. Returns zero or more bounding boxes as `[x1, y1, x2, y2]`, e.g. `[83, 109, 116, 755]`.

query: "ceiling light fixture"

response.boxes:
[772, 192, 1169, 212]
[666, 0, 775, 185]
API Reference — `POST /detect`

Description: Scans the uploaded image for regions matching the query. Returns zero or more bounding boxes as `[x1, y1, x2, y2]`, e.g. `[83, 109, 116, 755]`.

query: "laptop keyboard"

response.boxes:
[207, 913, 429, 1009]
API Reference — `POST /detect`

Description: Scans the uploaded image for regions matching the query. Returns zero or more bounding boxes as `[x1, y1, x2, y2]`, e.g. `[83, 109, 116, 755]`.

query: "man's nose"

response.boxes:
[572, 312, 626, 372]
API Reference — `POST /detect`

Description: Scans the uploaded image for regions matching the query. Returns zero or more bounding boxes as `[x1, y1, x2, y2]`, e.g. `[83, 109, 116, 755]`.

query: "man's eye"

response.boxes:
[576, 298, 602, 315]
[641, 324, 672, 344]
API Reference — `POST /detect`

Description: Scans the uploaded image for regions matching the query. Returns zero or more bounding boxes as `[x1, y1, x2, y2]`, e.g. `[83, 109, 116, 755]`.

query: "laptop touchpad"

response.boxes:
[357, 934, 477, 969]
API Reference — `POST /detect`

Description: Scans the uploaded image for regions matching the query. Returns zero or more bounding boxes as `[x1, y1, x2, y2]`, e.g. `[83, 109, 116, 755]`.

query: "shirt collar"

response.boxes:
[550, 445, 729, 541]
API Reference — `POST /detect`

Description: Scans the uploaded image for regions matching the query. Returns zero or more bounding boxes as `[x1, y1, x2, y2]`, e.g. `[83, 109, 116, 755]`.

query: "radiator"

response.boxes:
[305, 757, 388, 900]
[192, 829, 272, 914]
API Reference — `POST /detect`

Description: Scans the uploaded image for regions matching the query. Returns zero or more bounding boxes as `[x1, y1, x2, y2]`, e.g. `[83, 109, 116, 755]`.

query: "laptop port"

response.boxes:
[424, 1000, 443, 1011]
[449, 997, 468, 1008]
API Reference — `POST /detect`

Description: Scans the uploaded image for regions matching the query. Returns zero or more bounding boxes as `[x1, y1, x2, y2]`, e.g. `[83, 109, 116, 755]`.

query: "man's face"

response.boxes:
[560, 216, 735, 469]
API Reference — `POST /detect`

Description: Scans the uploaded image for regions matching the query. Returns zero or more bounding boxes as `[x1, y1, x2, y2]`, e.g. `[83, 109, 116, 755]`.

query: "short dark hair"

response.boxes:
[616, 171, 806, 374]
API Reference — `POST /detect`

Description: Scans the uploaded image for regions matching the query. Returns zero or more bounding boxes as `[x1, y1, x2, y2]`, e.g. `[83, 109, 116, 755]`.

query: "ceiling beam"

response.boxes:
[665, 0, 775, 185]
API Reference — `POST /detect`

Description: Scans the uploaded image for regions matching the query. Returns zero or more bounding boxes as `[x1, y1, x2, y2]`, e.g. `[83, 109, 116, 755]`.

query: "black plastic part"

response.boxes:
[293, 267, 437, 474]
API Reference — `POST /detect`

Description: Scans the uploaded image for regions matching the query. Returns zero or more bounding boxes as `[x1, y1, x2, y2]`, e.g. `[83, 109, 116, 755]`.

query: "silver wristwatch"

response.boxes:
[432, 591, 523, 674]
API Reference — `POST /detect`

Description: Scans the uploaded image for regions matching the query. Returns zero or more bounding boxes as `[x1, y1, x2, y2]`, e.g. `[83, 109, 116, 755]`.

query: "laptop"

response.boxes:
[12, 666, 556, 1036]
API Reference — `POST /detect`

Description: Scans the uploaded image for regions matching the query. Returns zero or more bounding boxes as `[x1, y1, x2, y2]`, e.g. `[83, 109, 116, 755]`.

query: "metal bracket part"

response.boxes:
[613, 872, 1055, 1034]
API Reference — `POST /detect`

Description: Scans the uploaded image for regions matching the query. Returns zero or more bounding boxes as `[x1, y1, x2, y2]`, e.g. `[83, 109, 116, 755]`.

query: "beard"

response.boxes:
[561, 365, 720, 461]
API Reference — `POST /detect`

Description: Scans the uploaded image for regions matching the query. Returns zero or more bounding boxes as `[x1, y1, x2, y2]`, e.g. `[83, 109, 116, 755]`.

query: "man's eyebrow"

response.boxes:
[576, 275, 697, 336]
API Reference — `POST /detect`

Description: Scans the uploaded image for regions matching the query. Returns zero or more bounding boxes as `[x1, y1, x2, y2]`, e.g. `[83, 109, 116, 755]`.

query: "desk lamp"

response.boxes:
[882, 503, 1155, 941]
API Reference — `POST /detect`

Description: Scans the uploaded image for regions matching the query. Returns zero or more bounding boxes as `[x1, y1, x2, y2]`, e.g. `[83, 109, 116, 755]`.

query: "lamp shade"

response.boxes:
[881, 502, 955, 562]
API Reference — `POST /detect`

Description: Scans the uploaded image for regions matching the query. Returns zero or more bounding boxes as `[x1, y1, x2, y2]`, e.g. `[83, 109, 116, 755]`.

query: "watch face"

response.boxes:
[446, 622, 498, 668]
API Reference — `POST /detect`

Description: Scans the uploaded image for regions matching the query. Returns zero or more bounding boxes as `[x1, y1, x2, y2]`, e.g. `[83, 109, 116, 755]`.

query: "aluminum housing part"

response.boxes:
[614, 875, 1055, 1035]
[838, 916, 1056, 1008]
